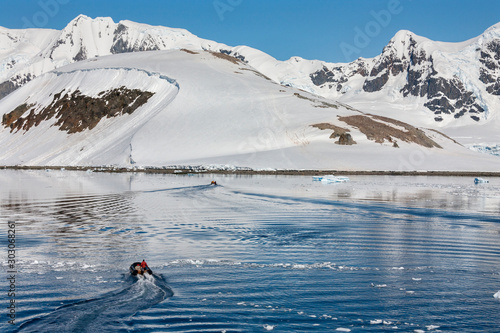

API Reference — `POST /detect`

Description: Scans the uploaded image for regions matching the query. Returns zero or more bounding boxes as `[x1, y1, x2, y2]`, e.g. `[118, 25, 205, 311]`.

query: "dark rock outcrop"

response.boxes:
[336, 132, 356, 145]
[310, 62, 369, 91]
[311, 123, 356, 145]
[0, 80, 19, 100]
[479, 39, 500, 95]
[3, 87, 154, 134]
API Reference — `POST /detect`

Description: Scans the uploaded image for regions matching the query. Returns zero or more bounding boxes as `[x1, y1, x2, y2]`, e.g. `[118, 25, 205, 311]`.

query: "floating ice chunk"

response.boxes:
[426, 325, 440, 330]
[336, 328, 351, 332]
[56, 277, 63, 279]
[474, 177, 489, 184]
[392, 266, 405, 270]
[494, 291, 500, 299]
[320, 175, 350, 183]
[412, 278, 422, 281]
[414, 330, 425, 333]
[406, 291, 415, 295]
[263, 324, 275, 331]
[370, 319, 383, 324]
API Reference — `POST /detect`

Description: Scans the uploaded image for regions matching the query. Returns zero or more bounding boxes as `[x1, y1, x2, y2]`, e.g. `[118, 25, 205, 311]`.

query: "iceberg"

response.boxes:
[474, 177, 489, 184]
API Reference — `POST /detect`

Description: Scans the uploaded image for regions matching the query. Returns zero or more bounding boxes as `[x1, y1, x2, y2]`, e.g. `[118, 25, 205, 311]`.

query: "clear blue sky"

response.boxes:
[2, 0, 500, 62]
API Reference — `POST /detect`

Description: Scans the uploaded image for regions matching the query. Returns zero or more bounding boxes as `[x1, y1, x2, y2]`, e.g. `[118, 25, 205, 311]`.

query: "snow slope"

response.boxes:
[0, 49, 498, 171]
[0, 65, 178, 166]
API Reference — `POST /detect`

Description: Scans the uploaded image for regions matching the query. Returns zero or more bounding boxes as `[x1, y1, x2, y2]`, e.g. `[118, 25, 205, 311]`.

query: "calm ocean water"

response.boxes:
[1, 170, 499, 332]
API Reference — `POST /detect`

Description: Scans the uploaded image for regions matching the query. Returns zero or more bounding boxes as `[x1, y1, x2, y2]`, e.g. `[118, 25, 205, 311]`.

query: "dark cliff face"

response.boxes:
[362, 37, 411, 93]
[479, 39, 500, 95]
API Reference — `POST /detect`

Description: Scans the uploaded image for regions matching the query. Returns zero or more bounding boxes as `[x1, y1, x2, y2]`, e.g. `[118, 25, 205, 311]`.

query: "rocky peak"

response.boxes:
[42, 15, 115, 61]
[308, 26, 497, 124]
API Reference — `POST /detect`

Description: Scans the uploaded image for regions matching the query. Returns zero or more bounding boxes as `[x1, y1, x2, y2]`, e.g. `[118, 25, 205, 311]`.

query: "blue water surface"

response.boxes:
[1, 170, 499, 332]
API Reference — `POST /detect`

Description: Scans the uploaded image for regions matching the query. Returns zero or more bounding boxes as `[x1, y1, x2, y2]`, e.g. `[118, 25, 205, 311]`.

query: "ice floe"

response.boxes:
[426, 325, 440, 330]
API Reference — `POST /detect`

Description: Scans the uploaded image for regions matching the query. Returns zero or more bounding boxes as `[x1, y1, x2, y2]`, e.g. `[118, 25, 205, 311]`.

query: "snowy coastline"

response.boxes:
[2, 165, 500, 177]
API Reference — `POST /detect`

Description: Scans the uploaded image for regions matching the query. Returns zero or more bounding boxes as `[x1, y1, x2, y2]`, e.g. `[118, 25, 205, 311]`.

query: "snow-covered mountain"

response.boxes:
[2, 16, 499, 127]
[0, 15, 212, 99]
[1, 48, 498, 171]
[0, 15, 498, 171]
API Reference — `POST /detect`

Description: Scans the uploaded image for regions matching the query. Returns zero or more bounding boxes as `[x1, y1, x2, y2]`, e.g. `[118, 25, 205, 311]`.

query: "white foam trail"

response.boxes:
[16, 274, 173, 332]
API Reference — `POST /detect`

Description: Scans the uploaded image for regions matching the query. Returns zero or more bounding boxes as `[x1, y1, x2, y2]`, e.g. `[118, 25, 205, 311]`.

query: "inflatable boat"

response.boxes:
[129, 262, 153, 276]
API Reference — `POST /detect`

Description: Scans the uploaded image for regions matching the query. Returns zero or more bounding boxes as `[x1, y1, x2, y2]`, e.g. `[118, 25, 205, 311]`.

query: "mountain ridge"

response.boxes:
[1, 15, 499, 132]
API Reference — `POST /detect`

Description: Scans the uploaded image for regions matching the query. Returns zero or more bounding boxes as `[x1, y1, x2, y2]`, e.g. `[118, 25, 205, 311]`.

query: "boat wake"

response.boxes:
[16, 274, 173, 333]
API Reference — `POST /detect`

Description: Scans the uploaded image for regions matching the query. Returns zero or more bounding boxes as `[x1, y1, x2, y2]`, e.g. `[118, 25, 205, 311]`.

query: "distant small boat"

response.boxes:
[474, 177, 489, 184]
[313, 175, 350, 183]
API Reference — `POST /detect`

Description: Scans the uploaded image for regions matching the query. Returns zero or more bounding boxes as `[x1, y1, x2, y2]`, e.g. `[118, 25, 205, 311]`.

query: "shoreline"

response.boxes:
[2, 165, 499, 177]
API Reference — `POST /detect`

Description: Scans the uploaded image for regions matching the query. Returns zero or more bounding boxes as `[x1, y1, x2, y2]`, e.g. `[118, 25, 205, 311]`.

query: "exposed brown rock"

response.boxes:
[180, 49, 199, 55]
[2, 103, 35, 128]
[338, 114, 441, 148]
[311, 122, 356, 145]
[3, 87, 154, 134]
[209, 51, 243, 65]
